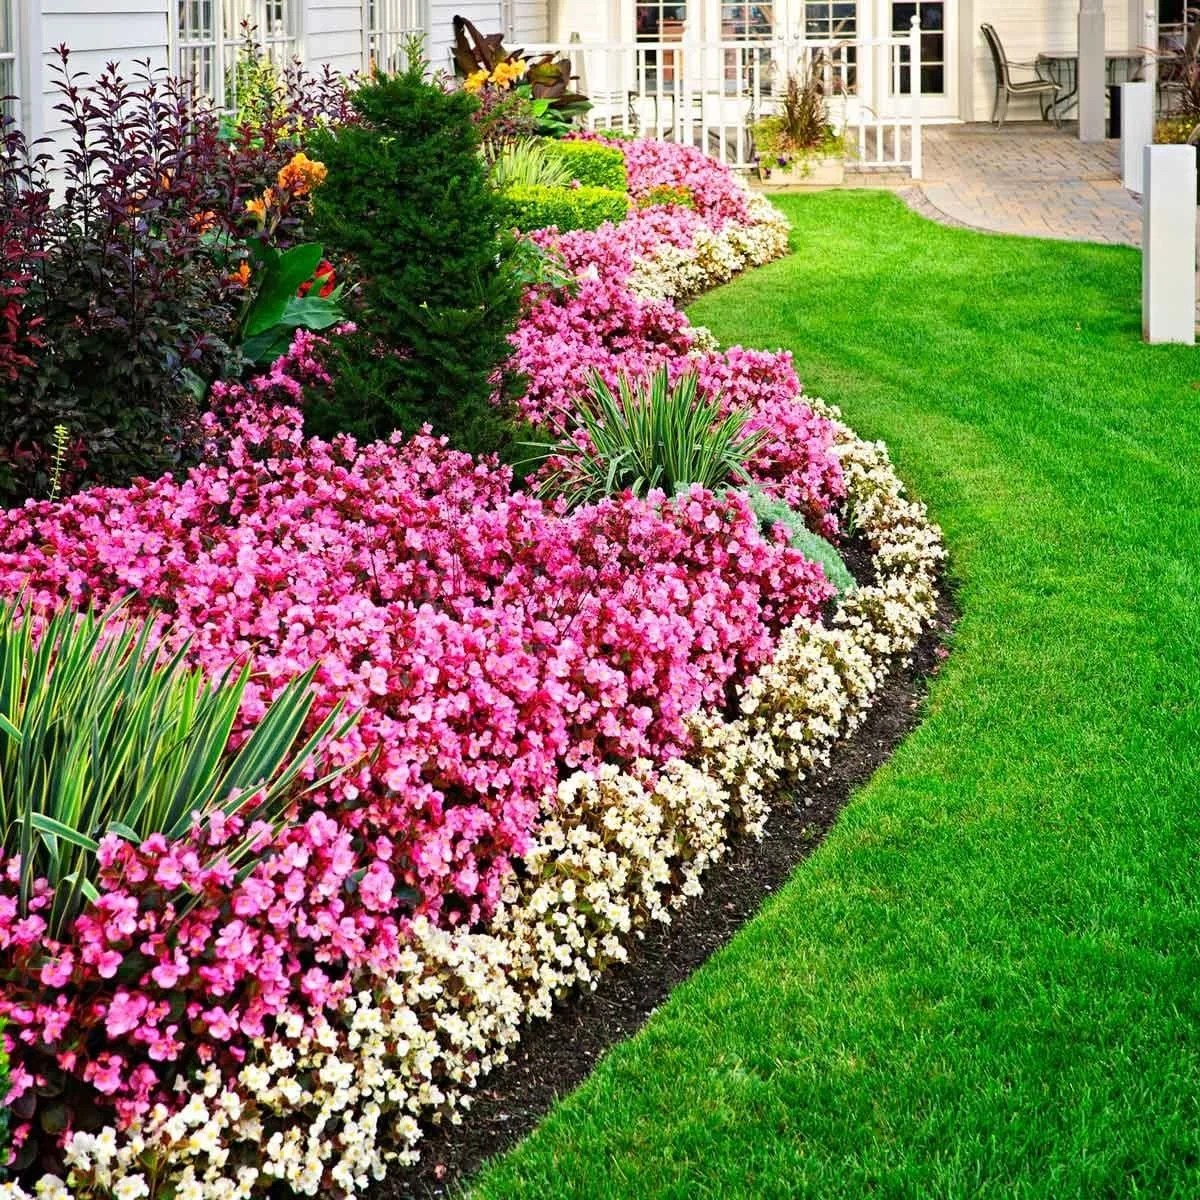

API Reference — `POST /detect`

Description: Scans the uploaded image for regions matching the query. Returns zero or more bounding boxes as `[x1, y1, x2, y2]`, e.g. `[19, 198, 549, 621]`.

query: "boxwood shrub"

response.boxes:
[498, 184, 631, 233]
[543, 139, 628, 191]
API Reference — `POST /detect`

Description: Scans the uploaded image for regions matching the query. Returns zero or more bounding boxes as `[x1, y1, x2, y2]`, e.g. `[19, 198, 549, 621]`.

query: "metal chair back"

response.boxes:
[981, 23, 1011, 90]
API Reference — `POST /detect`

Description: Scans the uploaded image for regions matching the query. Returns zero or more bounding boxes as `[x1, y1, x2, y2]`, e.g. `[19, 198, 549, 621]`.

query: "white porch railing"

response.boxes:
[524, 17, 923, 180]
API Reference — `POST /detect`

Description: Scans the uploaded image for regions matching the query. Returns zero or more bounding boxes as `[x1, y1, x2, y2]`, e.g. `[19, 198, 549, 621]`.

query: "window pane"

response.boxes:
[636, 2, 688, 40]
[721, 3, 773, 38]
[891, 0, 945, 94]
[805, 2, 858, 39]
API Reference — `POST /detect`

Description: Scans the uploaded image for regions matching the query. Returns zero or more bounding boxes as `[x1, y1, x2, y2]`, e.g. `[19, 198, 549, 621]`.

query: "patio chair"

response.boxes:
[981, 24, 1062, 128]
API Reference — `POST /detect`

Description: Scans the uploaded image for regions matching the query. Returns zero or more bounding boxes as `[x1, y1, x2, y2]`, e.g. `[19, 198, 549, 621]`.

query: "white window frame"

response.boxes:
[0, 0, 19, 127]
[172, 0, 305, 107]
[364, 0, 429, 74]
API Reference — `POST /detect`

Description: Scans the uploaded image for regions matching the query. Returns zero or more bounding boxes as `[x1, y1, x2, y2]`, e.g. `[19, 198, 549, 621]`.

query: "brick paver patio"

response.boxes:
[906, 122, 1144, 246]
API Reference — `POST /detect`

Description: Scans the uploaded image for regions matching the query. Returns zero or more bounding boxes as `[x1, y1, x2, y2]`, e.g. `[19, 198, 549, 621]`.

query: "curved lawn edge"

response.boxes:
[462, 192, 1200, 1199]
[381, 580, 956, 1198]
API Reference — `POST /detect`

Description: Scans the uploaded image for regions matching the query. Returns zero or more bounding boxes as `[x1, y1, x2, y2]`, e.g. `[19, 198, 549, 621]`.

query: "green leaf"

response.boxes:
[30, 813, 100, 852]
[243, 243, 325, 337]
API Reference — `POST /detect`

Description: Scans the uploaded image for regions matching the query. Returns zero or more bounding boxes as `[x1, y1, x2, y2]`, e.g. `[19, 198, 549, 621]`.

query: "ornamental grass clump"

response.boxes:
[535, 367, 767, 509]
[0, 596, 354, 940]
[487, 137, 574, 189]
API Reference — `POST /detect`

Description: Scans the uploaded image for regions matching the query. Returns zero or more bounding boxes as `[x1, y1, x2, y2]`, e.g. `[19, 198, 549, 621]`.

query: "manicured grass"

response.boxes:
[467, 192, 1200, 1198]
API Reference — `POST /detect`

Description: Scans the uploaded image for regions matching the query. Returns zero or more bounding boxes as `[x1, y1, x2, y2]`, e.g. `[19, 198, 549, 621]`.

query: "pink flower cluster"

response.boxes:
[569, 132, 751, 225]
[511, 232, 845, 528]
[0, 137, 848, 1173]
[0, 810, 397, 1138]
[0, 347, 832, 1146]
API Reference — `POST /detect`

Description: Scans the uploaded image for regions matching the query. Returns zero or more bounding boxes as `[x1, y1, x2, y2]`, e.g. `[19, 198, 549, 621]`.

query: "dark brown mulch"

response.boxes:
[376, 570, 958, 1200]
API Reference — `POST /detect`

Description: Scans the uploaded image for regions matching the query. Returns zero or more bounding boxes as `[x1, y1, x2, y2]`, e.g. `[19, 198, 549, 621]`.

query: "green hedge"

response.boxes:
[498, 184, 632, 233]
[542, 139, 628, 191]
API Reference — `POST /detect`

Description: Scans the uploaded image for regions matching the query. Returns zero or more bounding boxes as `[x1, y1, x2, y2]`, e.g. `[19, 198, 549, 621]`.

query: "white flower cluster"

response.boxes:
[691, 401, 944, 833]
[628, 193, 791, 305]
[6, 402, 944, 1200]
[495, 759, 730, 1019]
[14, 923, 524, 1200]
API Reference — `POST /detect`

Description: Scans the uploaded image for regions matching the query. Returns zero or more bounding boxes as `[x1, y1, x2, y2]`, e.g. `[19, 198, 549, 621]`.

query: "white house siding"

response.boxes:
[507, 1, 550, 42]
[429, 1, 503, 69]
[308, 0, 366, 75]
[40, 0, 169, 136]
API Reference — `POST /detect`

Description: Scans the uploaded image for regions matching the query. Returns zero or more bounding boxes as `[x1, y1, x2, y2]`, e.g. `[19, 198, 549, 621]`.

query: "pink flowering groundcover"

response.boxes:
[0, 137, 850, 1180]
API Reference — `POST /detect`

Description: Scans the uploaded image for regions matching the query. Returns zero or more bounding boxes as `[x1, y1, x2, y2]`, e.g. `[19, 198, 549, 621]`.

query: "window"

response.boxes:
[175, 0, 301, 105]
[0, 0, 18, 124]
[636, 2, 688, 40]
[891, 1, 945, 96]
[368, 0, 426, 75]
[804, 2, 857, 93]
[804, 1, 857, 40]
[635, 1, 686, 89]
[721, 3, 773, 39]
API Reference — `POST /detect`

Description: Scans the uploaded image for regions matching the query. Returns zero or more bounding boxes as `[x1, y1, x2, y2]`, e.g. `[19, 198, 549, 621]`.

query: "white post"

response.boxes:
[1142, 145, 1197, 345]
[1142, 5, 1158, 93]
[1120, 81, 1154, 191]
[1078, 0, 1107, 143]
[910, 14, 923, 180]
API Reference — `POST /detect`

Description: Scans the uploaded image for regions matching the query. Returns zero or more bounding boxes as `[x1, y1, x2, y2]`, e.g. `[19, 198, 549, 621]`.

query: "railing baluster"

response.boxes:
[511, 32, 916, 177]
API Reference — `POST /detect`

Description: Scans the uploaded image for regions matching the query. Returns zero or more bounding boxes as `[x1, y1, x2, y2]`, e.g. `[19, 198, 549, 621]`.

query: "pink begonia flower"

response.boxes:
[0, 145, 850, 1166]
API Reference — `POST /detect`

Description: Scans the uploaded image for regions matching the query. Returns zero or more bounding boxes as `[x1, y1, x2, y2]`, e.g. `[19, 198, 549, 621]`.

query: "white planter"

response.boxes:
[754, 155, 845, 190]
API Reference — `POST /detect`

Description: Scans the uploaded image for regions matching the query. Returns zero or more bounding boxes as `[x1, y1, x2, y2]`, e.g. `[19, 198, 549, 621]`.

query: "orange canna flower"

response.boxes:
[276, 152, 328, 197]
[245, 189, 274, 222]
[228, 261, 252, 287]
[190, 210, 218, 233]
[490, 58, 527, 89]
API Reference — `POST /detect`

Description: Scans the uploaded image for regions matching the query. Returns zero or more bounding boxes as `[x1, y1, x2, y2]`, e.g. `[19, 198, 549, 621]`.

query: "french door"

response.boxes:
[886, 0, 957, 119]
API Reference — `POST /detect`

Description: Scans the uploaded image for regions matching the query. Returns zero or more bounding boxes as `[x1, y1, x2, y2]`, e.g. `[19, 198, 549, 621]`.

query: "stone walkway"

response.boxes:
[904, 122, 1145, 246]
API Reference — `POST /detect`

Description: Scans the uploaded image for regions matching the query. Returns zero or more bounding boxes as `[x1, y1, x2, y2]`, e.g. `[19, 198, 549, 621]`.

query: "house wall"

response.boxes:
[508, 0, 551, 42]
[39, 0, 169, 136]
[545, 0, 1143, 124]
[308, 0, 365, 75]
[430, 1, 505, 68]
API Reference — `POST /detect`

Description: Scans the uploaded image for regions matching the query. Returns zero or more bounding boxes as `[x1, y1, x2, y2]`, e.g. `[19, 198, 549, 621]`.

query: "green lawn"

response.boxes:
[465, 192, 1200, 1198]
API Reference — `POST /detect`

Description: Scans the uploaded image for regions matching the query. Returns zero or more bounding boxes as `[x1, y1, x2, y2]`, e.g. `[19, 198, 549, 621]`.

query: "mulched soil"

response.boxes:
[377, 560, 958, 1200]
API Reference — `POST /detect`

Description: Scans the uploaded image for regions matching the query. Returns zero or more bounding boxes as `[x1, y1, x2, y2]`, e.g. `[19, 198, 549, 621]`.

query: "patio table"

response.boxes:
[1037, 49, 1145, 122]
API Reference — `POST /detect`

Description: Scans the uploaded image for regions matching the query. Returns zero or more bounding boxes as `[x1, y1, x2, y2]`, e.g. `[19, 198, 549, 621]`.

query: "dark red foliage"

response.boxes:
[0, 45, 351, 507]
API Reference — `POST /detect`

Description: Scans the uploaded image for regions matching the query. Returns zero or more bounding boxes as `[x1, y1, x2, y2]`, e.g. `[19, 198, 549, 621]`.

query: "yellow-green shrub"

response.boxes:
[498, 183, 631, 232]
[542, 139, 628, 191]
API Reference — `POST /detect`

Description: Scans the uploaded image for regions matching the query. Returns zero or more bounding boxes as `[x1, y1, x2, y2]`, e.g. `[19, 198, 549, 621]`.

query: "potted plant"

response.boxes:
[750, 60, 846, 188]
[1154, 64, 1200, 203]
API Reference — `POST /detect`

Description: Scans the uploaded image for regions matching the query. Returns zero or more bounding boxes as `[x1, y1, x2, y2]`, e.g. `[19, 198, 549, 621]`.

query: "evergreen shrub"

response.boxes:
[307, 63, 525, 457]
